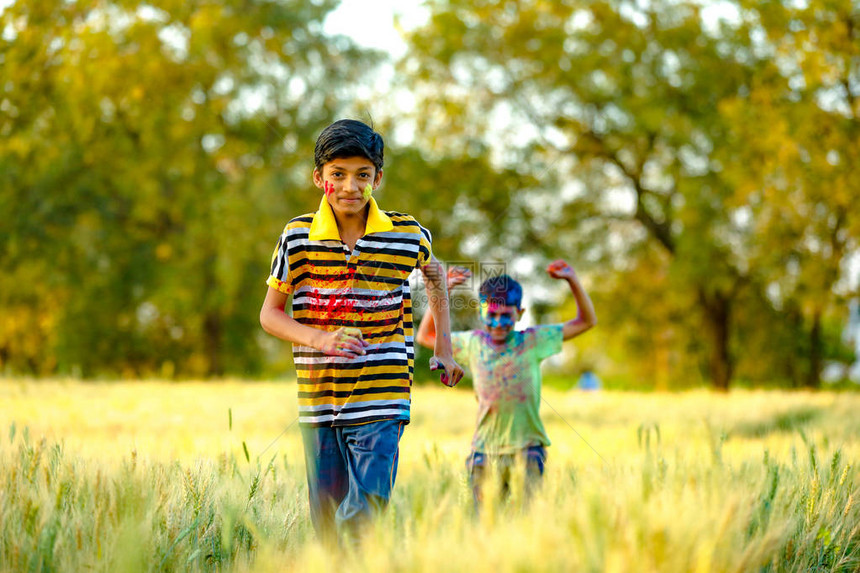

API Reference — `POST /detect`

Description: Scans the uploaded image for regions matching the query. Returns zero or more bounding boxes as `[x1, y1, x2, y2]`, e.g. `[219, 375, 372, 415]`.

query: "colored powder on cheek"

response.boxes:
[324, 181, 335, 197]
[498, 314, 516, 328]
[480, 300, 516, 328]
[363, 184, 373, 200]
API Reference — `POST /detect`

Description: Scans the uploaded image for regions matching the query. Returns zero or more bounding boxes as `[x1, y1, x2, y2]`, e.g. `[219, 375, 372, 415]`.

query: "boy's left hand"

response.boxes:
[547, 259, 577, 280]
[429, 355, 464, 387]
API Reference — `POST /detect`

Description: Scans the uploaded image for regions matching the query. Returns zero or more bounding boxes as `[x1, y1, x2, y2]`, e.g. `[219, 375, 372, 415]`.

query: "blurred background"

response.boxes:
[1, 0, 858, 390]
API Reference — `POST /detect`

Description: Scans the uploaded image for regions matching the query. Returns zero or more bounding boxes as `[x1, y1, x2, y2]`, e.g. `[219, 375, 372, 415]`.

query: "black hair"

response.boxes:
[313, 119, 384, 173]
[479, 274, 523, 309]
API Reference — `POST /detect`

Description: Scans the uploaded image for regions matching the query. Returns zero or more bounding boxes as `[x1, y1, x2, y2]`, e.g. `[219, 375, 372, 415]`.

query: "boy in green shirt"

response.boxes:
[416, 260, 596, 502]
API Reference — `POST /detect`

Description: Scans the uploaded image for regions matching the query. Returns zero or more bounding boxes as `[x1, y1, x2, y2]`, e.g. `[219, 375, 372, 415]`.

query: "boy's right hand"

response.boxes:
[319, 327, 369, 358]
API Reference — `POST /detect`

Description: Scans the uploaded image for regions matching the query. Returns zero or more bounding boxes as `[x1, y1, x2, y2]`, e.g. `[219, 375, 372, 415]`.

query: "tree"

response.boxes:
[402, 0, 786, 389]
[720, 0, 860, 387]
[0, 0, 378, 376]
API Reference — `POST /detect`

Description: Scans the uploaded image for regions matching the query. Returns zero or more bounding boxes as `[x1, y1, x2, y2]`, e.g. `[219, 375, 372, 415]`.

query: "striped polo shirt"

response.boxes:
[267, 195, 432, 427]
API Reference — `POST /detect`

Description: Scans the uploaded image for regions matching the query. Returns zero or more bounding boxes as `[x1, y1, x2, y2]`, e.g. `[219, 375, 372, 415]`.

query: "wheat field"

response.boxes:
[1, 379, 858, 572]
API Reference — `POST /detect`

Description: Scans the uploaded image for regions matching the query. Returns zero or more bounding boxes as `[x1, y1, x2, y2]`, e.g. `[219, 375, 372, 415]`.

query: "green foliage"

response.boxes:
[1, 0, 858, 388]
[0, 0, 377, 377]
[732, 407, 822, 438]
[3, 384, 860, 571]
[401, 0, 859, 389]
[380, 144, 550, 264]
[0, 431, 309, 571]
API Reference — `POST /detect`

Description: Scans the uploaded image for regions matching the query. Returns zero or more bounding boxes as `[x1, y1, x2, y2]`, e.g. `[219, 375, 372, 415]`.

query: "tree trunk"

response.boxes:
[204, 311, 223, 377]
[202, 250, 222, 377]
[806, 310, 822, 389]
[786, 307, 804, 388]
[699, 289, 732, 391]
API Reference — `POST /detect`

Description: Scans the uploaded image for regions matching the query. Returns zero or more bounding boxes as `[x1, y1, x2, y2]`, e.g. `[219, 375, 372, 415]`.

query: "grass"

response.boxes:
[1, 379, 859, 572]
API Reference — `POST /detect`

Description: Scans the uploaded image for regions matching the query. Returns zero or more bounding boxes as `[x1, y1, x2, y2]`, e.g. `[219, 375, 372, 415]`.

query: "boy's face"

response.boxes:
[313, 156, 382, 219]
[481, 301, 524, 343]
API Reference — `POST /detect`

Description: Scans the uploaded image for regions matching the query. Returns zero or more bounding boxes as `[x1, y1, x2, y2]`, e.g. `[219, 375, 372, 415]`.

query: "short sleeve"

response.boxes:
[416, 224, 433, 269]
[450, 330, 475, 367]
[530, 325, 564, 361]
[266, 231, 293, 295]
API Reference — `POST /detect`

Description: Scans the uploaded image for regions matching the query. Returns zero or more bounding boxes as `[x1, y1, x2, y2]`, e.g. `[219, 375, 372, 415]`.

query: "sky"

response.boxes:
[0, 0, 429, 50]
[322, 0, 429, 58]
[321, 0, 430, 131]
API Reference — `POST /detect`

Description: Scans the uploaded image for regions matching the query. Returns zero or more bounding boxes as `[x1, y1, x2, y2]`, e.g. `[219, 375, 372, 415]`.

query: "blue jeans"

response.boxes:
[300, 420, 405, 543]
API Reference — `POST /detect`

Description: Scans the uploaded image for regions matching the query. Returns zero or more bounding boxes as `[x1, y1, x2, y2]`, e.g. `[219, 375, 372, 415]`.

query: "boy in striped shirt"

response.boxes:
[260, 119, 463, 543]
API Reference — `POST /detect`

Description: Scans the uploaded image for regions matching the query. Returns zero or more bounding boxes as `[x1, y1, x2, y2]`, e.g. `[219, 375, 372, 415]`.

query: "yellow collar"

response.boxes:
[308, 195, 393, 241]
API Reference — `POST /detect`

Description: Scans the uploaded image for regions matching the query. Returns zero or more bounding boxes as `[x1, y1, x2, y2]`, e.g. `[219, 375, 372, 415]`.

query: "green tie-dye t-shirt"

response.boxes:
[451, 325, 564, 454]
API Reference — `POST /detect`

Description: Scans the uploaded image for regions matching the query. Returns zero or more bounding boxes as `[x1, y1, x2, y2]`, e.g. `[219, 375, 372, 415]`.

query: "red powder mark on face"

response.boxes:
[324, 181, 335, 197]
[485, 302, 508, 314]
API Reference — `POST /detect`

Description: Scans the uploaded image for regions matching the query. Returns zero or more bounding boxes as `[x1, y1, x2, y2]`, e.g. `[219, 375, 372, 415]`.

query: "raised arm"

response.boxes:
[260, 287, 368, 357]
[547, 260, 597, 341]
